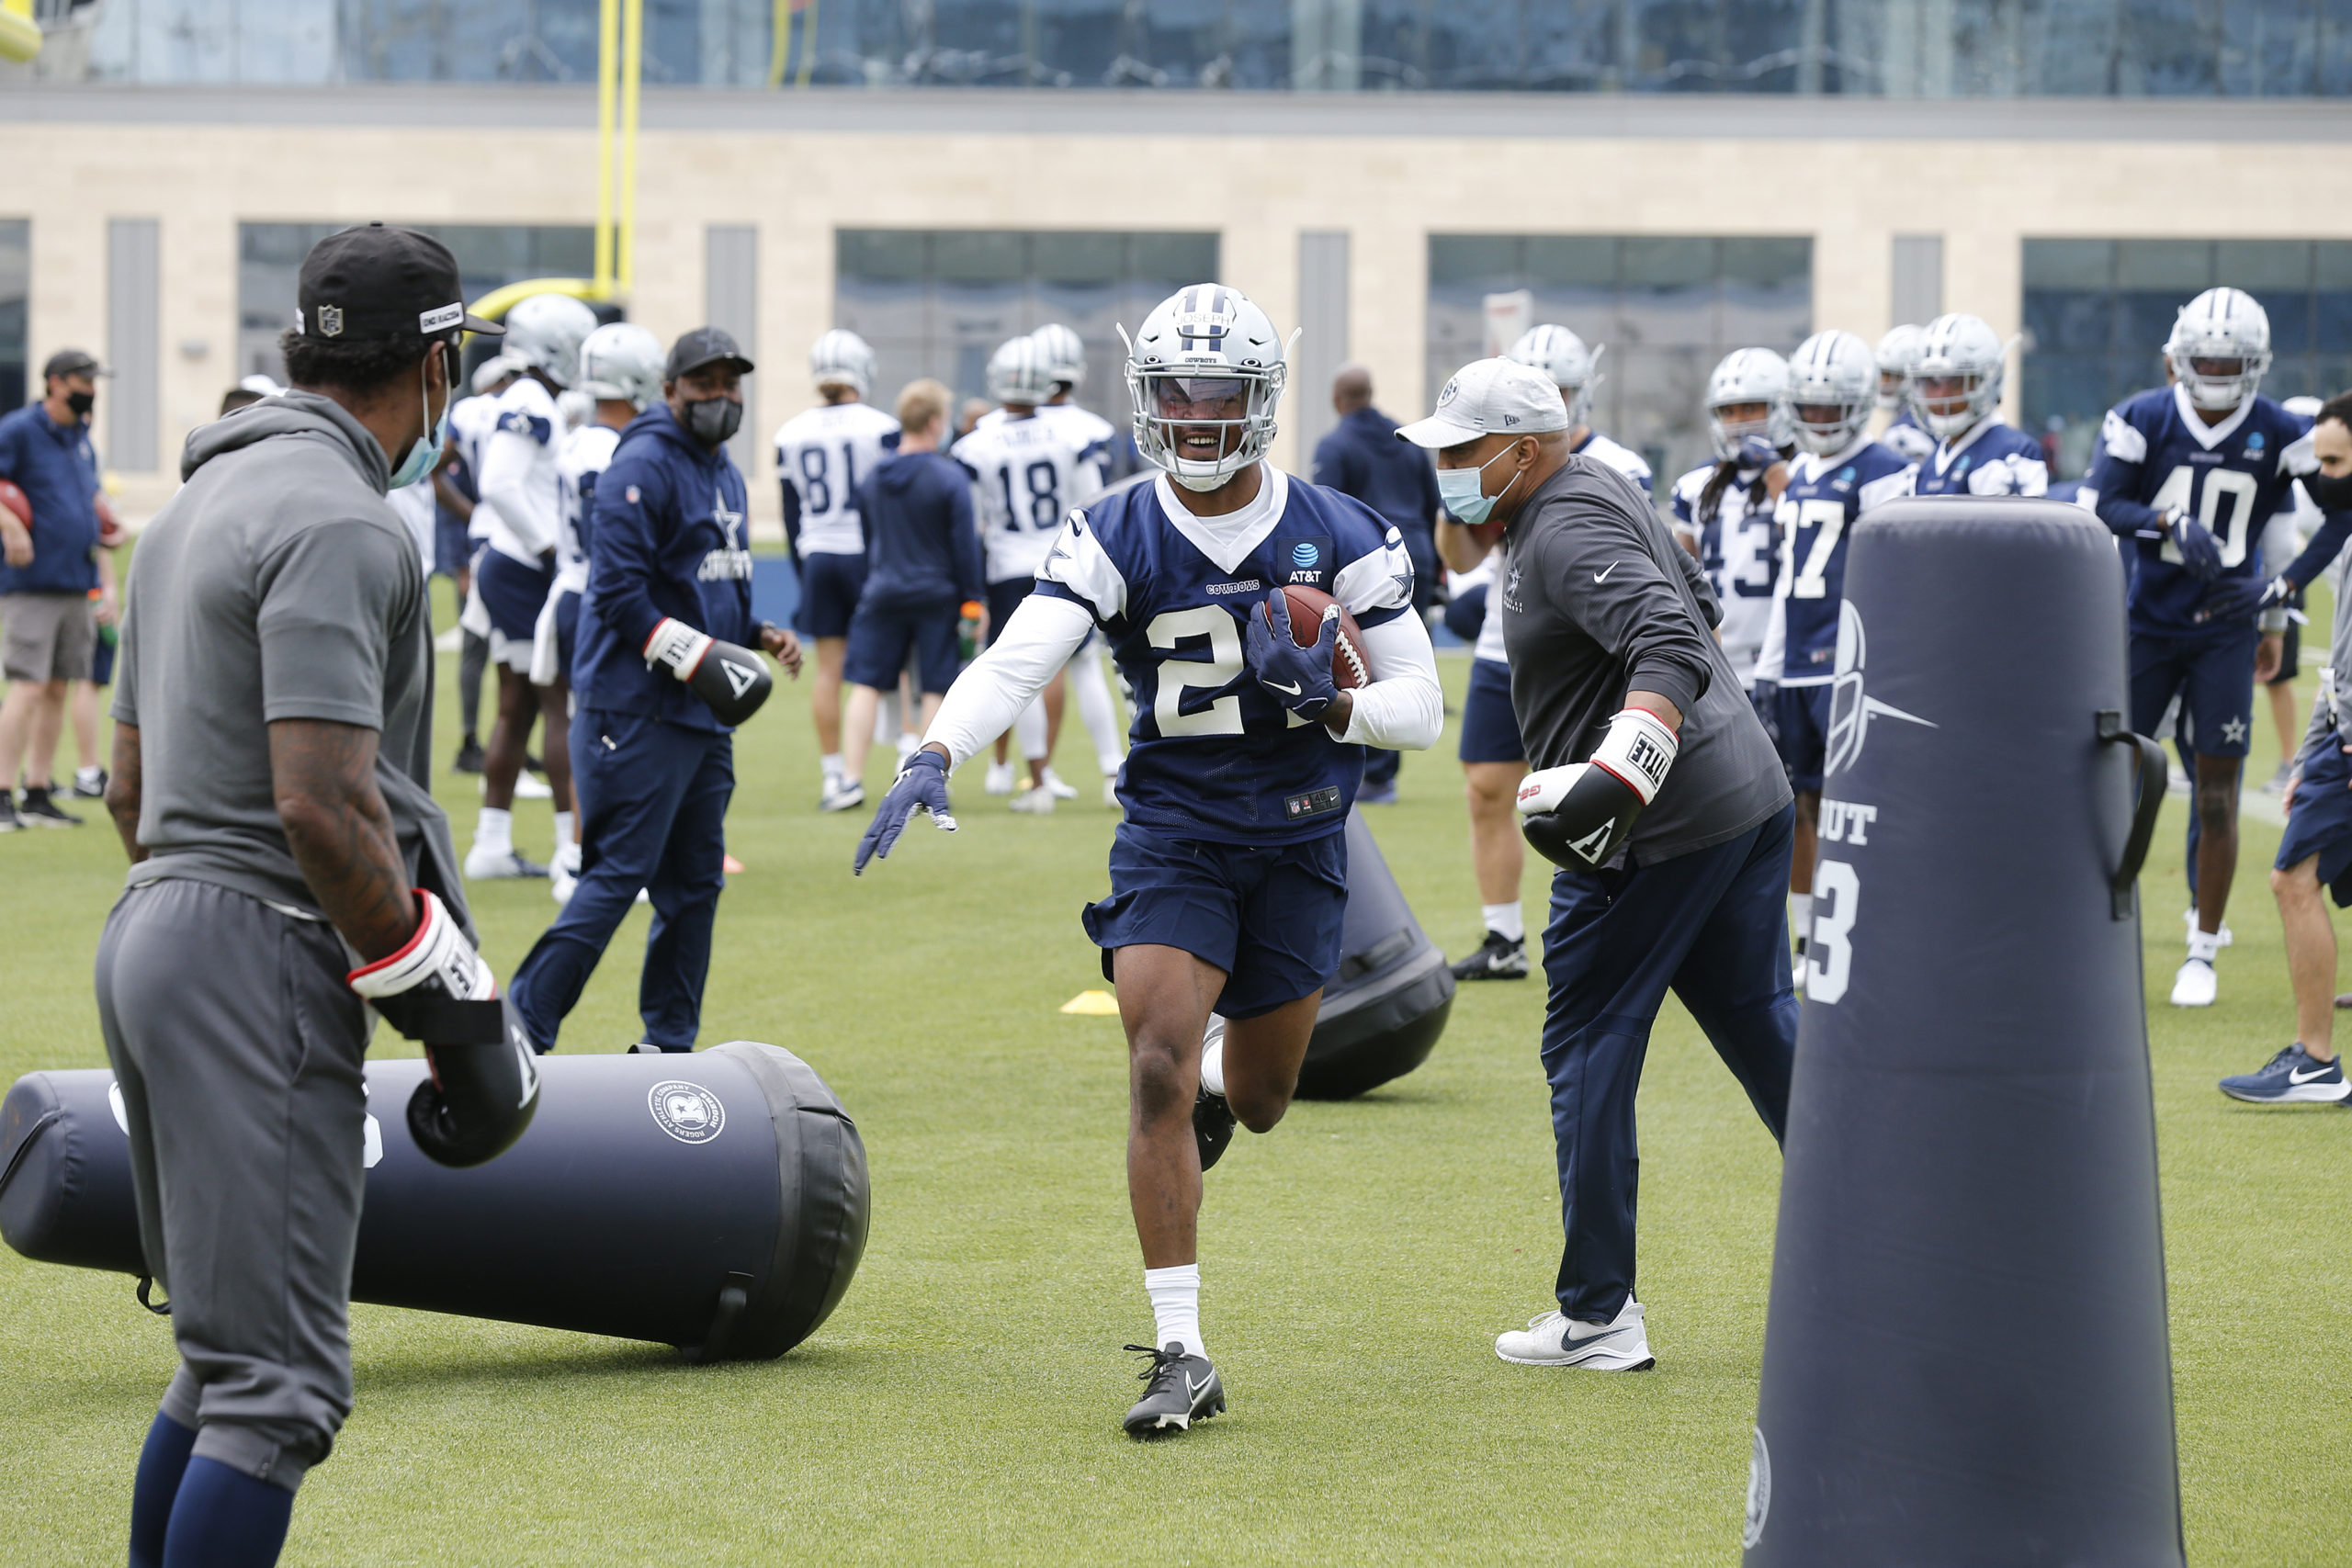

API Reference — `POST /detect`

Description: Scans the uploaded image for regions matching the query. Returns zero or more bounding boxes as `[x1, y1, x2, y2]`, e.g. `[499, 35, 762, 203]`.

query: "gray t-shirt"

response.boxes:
[115, 392, 468, 929]
[1501, 457, 1792, 864]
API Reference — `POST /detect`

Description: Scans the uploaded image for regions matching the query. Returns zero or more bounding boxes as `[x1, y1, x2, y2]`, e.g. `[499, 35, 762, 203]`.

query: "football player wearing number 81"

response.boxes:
[854, 284, 1443, 1436]
[2078, 287, 2322, 1008]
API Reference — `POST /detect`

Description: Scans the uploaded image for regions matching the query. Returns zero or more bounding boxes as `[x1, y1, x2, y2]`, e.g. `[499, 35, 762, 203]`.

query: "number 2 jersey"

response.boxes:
[773, 400, 901, 559]
[2081, 383, 2316, 639]
[1757, 436, 1913, 686]
[1033, 468, 1413, 843]
[951, 413, 1105, 585]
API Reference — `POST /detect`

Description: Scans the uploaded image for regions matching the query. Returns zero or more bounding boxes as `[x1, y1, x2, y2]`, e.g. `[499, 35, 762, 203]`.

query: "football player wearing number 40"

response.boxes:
[2077, 287, 2327, 1009]
[855, 285, 1442, 1437]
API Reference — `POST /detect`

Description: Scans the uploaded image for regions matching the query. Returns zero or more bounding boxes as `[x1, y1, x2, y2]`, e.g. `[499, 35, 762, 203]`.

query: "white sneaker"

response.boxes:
[465, 844, 548, 880]
[820, 778, 865, 813]
[1102, 776, 1121, 808]
[984, 761, 1016, 796]
[2183, 908, 2233, 948]
[1041, 766, 1078, 801]
[2171, 956, 2218, 1008]
[896, 734, 920, 765]
[550, 863, 576, 906]
[1009, 784, 1057, 815]
[479, 771, 555, 800]
[1495, 1297, 1655, 1371]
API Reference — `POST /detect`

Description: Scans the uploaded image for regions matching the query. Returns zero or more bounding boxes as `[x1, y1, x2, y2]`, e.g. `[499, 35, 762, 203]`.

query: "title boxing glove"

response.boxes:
[348, 889, 540, 1168]
[644, 616, 774, 726]
[1518, 705, 1679, 869]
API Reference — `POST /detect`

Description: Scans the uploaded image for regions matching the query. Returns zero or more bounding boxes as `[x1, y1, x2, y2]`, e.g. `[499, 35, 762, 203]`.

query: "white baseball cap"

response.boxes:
[1396, 357, 1569, 449]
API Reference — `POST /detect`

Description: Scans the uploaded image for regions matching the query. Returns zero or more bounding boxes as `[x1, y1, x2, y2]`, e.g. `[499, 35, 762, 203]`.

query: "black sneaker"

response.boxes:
[1194, 1088, 1237, 1172]
[1122, 1343, 1224, 1438]
[1450, 931, 1528, 981]
[0, 795, 20, 832]
[453, 736, 486, 773]
[18, 786, 84, 827]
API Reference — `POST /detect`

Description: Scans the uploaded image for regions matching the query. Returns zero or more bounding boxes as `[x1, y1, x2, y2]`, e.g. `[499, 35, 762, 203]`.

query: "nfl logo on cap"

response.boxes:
[318, 305, 345, 338]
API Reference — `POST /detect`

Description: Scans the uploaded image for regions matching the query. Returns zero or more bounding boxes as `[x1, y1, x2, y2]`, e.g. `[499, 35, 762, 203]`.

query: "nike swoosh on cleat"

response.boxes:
[1593, 562, 1620, 582]
[2289, 1065, 2337, 1084]
[1184, 1373, 1212, 1401]
[1266, 680, 1302, 696]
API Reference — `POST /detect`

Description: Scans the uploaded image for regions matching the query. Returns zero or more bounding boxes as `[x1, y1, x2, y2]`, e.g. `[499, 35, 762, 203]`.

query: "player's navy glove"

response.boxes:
[1735, 434, 1782, 473]
[348, 889, 540, 1168]
[854, 749, 956, 874]
[1519, 706, 1679, 869]
[2192, 573, 2281, 626]
[645, 616, 774, 726]
[1245, 590, 1340, 722]
[2165, 509, 2225, 581]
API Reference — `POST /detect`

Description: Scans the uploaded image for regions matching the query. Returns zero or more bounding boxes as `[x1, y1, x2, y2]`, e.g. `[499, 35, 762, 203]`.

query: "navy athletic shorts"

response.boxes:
[795, 550, 867, 640]
[2268, 621, 2301, 688]
[1458, 657, 1523, 764]
[1082, 819, 1349, 1020]
[1773, 682, 1833, 793]
[434, 513, 471, 580]
[2279, 728, 2352, 905]
[843, 597, 962, 694]
[987, 577, 1034, 647]
[476, 548, 554, 643]
[550, 587, 580, 684]
[2130, 627, 2256, 760]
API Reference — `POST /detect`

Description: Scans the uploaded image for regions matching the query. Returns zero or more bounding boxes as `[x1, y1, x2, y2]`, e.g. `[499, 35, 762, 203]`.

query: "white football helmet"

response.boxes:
[2165, 288, 2271, 412]
[576, 321, 665, 410]
[1911, 312, 2012, 440]
[1873, 323, 1924, 412]
[987, 336, 1055, 408]
[810, 329, 876, 398]
[1031, 322, 1085, 389]
[1507, 323, 1602, 427]
[1785, 330, 1877, 456]
[501, 293, 599, 389]
[470, 354, 524, 396]
[1704, 348, 1793, 460]
[1122, 284, 1290, 491]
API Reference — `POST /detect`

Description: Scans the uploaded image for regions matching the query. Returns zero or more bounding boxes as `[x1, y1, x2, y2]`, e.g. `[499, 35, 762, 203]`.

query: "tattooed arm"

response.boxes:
[270, 718, 417, 963]
[106, 721, 146, 864]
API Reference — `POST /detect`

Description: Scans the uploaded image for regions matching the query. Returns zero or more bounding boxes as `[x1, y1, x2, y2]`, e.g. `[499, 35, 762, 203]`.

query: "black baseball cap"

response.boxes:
[665, 327, 755, 380]
[41, 349, 107, 380]
[295, 223, 503, 344]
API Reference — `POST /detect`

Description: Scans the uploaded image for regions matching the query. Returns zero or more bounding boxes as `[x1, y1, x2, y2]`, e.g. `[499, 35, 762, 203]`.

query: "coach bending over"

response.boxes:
[1398, 358, 1796, 1373]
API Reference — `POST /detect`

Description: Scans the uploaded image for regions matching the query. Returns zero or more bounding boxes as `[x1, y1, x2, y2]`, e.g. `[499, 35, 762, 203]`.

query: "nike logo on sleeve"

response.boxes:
[1593, 562, 1620, 582]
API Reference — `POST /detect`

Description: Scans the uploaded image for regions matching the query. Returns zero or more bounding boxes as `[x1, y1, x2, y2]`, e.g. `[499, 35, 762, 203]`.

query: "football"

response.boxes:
[1268, 582, 1370, 691]
[0, 479, 28, 528]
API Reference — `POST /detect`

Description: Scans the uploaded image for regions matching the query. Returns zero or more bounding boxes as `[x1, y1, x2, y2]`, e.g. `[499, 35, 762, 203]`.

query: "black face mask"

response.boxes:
[682, 396, 742, 446]
[65, 390, 95, 419]
[2305, 466, 2352, 513]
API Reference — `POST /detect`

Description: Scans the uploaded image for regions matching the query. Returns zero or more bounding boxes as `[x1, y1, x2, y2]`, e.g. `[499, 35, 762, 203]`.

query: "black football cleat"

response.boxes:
[1123, 1343, 1224, 1438]
[1193, 1087, 1236, 1172]
[1450, 931, 1528, 981]
[452, 736, 486, 774]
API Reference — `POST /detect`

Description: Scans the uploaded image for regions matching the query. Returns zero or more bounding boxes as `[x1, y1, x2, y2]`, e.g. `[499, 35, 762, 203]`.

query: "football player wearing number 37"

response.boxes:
[1398, 356, 1796, 1377]
[855, 285, 1442, 1437]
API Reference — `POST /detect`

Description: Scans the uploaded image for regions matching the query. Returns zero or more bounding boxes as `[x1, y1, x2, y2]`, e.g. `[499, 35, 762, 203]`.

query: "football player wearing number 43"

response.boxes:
[855, 285, 1442, 1437]
[1400, 355, 1796, 1377]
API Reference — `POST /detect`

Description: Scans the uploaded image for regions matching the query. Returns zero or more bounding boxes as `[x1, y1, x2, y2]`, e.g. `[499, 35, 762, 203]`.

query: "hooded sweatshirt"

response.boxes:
[112, 391, 469, 929]
[854, 449, 983, 612]
[573, 400, 755, 731]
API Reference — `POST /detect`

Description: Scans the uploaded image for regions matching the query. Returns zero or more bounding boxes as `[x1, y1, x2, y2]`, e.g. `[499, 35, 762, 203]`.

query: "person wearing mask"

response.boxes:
[506, 327, 800, 1055]
[1312, 362, 1444, 805]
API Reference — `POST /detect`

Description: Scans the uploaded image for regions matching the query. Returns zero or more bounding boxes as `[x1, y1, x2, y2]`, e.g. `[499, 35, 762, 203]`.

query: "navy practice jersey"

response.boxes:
[2083, 384, 2317, 639]
[1034, 468, 1414, 844]
[1761, 437, 1914, 685]
[1906, 420, 2050, 497]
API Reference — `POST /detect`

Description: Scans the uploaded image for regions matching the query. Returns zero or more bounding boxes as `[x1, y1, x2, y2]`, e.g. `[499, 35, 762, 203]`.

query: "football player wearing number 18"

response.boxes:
[854, 285, 1443, 1436]
[2078, 287, 2318, 1008]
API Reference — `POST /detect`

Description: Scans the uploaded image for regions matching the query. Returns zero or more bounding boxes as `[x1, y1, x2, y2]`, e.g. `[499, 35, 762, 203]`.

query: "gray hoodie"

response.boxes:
[114, 391, 470, 934]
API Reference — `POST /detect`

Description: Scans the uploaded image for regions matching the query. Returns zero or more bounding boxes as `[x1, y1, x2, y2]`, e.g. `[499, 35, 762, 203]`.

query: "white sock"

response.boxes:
[1790, 893, 1813, 942]
[1014, 699, 1049, 763]
[2187, 928, 2222, 964]
[552, 810, 573, 858]
[475, 807, 512, 852]
[820, 752, 843, 782]
[1200, 1016, 1227, 1096]
[1144, 1264, 1204, 1359]
[1482, 902, 1524, 943]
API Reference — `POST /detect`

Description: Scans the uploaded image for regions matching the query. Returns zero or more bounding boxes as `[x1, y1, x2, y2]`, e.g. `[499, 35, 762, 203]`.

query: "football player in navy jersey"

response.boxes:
[1753, 331, 1913, 952]
[854, 285, 1443, 1436]
[1901, 313, 2049, 498]
[2080, 286, 2321, 1008]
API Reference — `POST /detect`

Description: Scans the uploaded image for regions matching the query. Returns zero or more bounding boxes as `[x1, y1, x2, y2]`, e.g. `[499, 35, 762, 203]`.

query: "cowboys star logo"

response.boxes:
[2221, 716, 2248, 747]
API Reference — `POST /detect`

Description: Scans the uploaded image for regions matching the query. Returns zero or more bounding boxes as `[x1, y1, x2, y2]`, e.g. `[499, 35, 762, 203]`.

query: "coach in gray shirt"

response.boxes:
[1400, 358, 1795, 1376]
[98, 224, 534, 1568]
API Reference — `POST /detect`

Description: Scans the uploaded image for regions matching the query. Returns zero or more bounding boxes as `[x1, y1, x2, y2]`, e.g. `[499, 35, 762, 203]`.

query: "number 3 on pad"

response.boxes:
[1806, 859, 1859, 1005]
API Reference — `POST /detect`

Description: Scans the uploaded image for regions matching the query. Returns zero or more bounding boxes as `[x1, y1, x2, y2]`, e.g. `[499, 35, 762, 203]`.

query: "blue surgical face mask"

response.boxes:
[1437, 441, 1526, 527]
[389, 359, 448, 489]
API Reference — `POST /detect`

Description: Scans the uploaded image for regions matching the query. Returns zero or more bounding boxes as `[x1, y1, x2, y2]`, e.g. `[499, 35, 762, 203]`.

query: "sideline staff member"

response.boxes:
[509, 327, 800, 1053]
[98, 223, 536, 1568]
[1398, 358, 1796, 1374]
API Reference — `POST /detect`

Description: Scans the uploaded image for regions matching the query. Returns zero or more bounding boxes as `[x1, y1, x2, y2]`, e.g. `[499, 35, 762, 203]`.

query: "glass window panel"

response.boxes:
[2315, 243, 2352, 292]
[1523, 236, 1619, 291]
[1032, 231, 1127, 288]
[1720, 237, 1812, 290]
[2217, 240, 2312, 294]
[0, 219, 26, 413]
[933, 231, 1028, 285]
[2115, 239, 2216, 292]
[2022, 239, 2114, 292]
[838, 231, 927, 285]
[2317, 290, 2352, 357]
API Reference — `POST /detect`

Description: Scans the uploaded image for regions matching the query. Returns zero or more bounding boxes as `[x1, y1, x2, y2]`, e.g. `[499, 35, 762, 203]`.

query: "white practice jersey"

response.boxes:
[1472, 431, 1652, 664]
[953, 412, 1106, 584]
[555, 423, 622, 590]
[386, 481, 437, 582]
[474, 376, 565, 567]
[448, 393, 505, 541]
[774, 400, 900, 558]
[978, 401, 1116, 466]
[1668, 462, 1777, 685]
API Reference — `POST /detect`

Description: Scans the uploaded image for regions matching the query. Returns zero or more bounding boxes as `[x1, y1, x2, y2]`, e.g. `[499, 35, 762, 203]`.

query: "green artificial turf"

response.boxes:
[3, 592, 2348, 1563]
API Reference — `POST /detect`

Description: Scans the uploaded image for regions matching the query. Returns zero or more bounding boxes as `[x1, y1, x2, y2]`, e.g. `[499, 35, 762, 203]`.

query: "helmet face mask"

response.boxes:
[987, 336, 1056, 408]
[1123, 284, 1288, 492]
[1705, 347, 1793, 460]
[1873, 324, 1924, 413]
[2165, 288, 2271, 412]
[1911, 312, 2010, 439]
[1785, 330, 1875, 457]
[575, 321, 665, 410]
[1507, 324, 1600, 429]
[502, 294, 600, 390]
[1030, 322, 1085, 391]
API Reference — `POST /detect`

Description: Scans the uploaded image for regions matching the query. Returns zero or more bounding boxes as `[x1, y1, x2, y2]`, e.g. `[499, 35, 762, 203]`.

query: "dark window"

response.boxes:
[0, 220, 26, 414]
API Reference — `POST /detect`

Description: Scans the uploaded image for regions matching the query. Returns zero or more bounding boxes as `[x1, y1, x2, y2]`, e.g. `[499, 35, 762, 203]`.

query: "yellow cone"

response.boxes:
[1058, 989, 1119, 1016]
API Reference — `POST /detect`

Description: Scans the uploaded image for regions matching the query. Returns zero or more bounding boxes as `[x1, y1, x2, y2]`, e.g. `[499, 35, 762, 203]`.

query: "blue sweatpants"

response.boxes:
[510, 707, 733, 1052]
[1539, 802, 1798, 1323]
